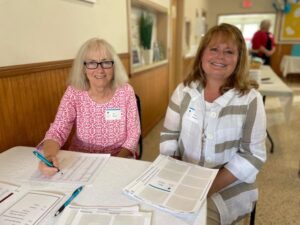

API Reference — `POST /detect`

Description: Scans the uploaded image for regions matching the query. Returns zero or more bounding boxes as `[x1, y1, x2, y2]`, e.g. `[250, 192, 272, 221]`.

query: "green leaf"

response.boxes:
[139, 11, 153, 50]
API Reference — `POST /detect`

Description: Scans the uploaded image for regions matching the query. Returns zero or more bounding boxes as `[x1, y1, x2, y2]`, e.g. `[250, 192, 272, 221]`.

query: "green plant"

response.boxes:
[139, 11, 153, 50]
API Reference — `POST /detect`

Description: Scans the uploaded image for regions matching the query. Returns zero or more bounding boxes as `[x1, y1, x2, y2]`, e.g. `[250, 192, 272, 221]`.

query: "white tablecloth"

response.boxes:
[259, 65, 294, 122]
[0, 146, 206, 225]
[280, 55, 300, 77]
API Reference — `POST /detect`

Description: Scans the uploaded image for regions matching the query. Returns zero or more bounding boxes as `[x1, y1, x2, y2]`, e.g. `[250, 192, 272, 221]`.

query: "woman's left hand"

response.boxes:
[115, 148, 133, 158]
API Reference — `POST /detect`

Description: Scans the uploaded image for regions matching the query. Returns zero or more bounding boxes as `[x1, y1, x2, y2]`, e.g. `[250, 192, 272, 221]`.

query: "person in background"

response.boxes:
[38, 38, 141, 176]
[160, 23, 266, 225]
[251, 19, 276, 65]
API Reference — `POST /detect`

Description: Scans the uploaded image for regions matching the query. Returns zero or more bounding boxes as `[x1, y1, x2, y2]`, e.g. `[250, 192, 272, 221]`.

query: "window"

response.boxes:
[218, 14, 276, 49]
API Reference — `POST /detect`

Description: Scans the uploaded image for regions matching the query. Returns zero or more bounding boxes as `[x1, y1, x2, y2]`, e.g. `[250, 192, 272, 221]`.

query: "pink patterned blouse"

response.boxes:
[42, 83, 141, 157]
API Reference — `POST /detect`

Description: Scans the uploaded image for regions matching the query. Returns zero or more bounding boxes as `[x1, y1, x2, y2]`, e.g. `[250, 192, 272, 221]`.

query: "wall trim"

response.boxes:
[0, 53, 129, 78]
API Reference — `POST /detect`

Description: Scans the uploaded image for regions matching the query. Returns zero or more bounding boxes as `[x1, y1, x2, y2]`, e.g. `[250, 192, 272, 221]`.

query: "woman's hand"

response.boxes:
[38, 140, 60, 177]
[115, 148, 133, 158]
[207, 167, 237, 197]
[38, 155, 60, 177]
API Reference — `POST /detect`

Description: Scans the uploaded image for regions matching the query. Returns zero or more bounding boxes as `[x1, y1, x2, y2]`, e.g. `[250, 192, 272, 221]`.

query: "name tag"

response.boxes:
[187, 106, 198, 120]
[105, 108, 121, 121]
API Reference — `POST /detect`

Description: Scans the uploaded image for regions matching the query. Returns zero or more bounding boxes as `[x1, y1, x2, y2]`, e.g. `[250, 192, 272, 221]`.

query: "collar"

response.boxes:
[182, 81, 237, 107]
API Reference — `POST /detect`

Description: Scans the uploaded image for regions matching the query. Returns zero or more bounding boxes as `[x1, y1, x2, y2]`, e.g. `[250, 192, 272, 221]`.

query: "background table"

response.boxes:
[280, 55, 300, 78]
[0, 146, 206, 225]
[259, 65, 293, 122]
[258, 65, 294, 153]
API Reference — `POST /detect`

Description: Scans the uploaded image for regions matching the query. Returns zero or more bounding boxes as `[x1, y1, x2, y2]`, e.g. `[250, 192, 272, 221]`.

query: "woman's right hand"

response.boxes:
[38, 155, 60, 177]
[38, 139, 61, 177]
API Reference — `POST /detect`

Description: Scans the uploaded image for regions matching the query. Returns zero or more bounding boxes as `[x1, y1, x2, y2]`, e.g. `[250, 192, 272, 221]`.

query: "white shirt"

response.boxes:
[160, 82, 267, 224]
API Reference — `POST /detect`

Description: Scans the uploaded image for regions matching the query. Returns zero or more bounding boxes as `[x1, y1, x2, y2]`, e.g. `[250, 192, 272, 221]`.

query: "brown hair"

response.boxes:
[184, 23, 257, 95]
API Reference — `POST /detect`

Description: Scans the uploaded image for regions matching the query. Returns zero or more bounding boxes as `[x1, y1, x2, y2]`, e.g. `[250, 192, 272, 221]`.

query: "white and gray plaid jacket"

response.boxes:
[160, 82, 267, 225]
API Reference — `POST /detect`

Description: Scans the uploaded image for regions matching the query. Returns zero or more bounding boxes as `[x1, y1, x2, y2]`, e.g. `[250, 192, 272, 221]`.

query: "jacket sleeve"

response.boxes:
[160, 84, 184, 157]
[225, 92, 267, 183]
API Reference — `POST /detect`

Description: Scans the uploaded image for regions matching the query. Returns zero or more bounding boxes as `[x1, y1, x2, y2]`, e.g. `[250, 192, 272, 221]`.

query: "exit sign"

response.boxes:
[243, 0, 253, 8]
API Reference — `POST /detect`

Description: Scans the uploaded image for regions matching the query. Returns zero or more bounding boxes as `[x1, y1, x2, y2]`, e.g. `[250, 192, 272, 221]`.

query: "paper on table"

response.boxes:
[0, 191, 64, 225]
[0, 181, 19, 203]
[57, 205, 151, 225]
[30, 152, 110, 184]
[123, 155, 218, 215]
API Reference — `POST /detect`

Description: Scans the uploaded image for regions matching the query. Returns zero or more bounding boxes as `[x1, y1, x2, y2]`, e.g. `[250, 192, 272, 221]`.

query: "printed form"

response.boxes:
[0, 191, 64, 225]
[30, 152, 110, 184]
[123, 155, 218, 214]
[0, 182, 19, 204]
[57, 205, 152, 225]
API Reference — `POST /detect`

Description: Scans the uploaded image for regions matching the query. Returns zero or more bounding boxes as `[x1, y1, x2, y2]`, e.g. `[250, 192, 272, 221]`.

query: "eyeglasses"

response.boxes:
[84, 60, 114, 69]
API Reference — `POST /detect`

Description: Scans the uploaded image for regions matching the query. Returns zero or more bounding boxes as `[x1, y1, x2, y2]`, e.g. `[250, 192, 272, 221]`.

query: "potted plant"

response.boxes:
[139, 11, 153, 64]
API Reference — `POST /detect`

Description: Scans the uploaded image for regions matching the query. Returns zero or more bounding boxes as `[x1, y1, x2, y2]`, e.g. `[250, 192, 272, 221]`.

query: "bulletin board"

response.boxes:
[279, 3, 300, 42]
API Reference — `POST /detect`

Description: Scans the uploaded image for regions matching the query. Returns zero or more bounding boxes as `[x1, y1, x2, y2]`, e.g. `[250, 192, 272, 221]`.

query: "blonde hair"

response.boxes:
[184, 23, 257, 95]
[68, 38, 128, 90]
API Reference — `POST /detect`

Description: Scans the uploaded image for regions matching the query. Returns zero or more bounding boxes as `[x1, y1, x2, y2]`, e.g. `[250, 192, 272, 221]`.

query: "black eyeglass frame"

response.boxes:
[83, 60, 114, 69]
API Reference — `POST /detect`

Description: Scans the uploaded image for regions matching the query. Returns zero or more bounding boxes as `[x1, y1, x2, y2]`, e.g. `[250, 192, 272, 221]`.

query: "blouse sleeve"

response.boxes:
[121, 85, 141, 157]
[160, 84, 183, 157]
[39, 86, 77, 148]
[225, 91, 267, 183]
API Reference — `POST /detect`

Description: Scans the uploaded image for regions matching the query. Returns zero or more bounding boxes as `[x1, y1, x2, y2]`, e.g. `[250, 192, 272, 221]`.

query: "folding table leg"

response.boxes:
[263, 96, 274, 153]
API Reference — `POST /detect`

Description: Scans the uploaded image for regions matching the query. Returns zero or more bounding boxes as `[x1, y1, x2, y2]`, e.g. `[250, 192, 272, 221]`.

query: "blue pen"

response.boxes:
[54, 186, 84, 216]
[33, 150, 61, 172]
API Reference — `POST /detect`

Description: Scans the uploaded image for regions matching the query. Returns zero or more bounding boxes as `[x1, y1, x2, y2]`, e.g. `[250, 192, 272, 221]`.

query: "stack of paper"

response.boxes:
[123, 155, 218, 214]
[57, 205, 152, 225]
[0, 181, 19, 204]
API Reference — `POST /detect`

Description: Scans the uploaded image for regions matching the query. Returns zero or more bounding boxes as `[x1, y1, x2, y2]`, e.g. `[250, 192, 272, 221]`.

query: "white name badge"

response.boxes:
[105, 108, 121, 121]
[187, 106, 198, 120]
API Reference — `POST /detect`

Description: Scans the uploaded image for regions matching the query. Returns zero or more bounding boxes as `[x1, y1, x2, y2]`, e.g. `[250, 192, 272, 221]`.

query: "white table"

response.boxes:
[258, 65, 294, 153]
[280, 55, 300, 78]
[259, 65, 293, 122]
[0, 146, 206, 225]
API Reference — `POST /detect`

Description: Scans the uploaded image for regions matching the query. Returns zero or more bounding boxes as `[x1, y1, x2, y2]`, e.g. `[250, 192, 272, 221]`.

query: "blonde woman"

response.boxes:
[160, 24, 266, 225]
[38, 38, 140, 176]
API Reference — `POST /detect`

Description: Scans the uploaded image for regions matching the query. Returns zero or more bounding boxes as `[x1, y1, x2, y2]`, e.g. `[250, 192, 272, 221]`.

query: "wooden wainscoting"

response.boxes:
[0, 53, 169, 152]
[130, 63, 169, 136]
[0, 62, 71, 152]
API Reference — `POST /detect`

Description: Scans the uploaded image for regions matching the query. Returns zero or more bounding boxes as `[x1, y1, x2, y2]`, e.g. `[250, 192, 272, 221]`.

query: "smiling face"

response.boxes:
[84, 47, 114, 91]
[201, 35, 239, 85]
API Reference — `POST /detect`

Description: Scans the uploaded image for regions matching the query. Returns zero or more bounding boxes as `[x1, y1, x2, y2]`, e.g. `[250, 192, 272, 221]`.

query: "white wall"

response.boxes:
[149, 0, 169, 8]
[0, 0, 128, 67]
[184, 0, 209, 55]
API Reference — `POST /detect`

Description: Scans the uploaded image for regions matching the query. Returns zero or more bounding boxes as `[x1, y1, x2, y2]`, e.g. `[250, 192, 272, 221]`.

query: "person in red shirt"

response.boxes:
[251, 19, 276, 65]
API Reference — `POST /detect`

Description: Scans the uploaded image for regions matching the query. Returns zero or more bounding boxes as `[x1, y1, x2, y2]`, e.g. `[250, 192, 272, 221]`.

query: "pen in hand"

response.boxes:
[54, 186, 84, 217]
[33, 150, 61, 173]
